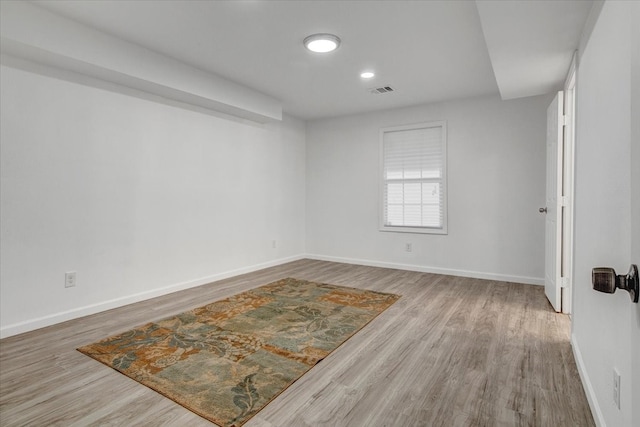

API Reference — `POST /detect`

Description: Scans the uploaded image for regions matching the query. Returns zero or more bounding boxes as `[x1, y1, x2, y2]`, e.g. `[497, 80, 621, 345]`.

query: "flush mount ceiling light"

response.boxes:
[304, 33, 341, 53]
[360, 71, 375, 79]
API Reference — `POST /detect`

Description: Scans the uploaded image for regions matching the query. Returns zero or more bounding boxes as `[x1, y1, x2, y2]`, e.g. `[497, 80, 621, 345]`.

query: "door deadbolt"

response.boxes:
[592, 264, 639, 303]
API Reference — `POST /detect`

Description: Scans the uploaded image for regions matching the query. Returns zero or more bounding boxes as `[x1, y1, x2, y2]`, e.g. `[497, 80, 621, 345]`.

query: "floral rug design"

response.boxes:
[78, 278, 400, 426]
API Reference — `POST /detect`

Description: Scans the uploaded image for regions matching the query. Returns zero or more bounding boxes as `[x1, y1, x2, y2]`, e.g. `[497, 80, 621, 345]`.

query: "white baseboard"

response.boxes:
[305, 253, 544, 286]
[0, 255, 304, 339]
[571, 333, 605, 427]
[1, 253, 542, 339]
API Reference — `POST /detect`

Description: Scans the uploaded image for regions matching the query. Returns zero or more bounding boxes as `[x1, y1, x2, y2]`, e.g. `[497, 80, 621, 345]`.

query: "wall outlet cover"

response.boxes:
[65, 271, 76, 288]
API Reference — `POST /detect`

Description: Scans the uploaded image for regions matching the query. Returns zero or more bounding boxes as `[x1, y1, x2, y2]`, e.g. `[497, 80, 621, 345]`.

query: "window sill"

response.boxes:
[379, 225, 448, 235]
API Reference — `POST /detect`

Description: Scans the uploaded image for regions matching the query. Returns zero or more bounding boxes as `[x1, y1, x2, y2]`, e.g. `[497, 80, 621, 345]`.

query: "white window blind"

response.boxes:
[380, 121, 447, 234]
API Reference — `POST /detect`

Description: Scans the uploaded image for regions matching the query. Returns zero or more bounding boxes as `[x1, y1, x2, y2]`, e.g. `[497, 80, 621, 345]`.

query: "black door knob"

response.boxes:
[592, 264, 639, 303]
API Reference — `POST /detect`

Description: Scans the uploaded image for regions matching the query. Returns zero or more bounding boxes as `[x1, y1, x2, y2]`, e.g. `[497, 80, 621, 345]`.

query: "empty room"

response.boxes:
[1, 1, 638, 426]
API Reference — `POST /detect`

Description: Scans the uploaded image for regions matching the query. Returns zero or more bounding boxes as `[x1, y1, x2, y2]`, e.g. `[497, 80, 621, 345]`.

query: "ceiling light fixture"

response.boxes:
[360, 71, 375, 79]
[304, 33, 341, 53]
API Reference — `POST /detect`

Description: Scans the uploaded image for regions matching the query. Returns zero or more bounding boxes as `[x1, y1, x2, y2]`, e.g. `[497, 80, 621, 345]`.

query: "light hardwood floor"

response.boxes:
[0, 259, 594, 426]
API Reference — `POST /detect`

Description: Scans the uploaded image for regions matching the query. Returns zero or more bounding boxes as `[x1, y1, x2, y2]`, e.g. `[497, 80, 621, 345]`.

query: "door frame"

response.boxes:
[545, 91, 564, 312]
[561, 52, 577, 315]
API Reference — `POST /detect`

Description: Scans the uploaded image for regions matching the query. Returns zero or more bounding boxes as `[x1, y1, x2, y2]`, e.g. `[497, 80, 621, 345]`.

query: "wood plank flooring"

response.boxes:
[0, 259, 594, 426]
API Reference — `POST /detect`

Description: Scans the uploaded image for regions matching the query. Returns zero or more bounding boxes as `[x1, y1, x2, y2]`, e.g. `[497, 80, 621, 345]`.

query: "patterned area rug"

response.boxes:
[78, 278, 400, 426]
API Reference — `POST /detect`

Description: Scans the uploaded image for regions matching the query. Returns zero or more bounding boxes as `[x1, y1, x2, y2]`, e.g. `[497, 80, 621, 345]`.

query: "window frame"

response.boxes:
[379, 121, 448, 235]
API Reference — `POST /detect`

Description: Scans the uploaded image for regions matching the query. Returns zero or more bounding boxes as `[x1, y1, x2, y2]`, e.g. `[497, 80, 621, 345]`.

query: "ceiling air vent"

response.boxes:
[369, 86, 395, 95]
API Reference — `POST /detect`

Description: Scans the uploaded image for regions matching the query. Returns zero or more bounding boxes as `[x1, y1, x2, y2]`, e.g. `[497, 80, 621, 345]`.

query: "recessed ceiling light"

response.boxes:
[304, 33, 341, 53]
[360, 72, 375, 79]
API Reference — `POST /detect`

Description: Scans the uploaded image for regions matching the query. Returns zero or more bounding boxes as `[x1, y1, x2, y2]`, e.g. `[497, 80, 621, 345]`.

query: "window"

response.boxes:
[380, 121, 447, 234]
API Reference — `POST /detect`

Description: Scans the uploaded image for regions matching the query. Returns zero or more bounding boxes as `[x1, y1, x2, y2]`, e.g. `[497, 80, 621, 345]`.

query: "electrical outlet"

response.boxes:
[65, 271, 76, 288]
[613, 368, 620, 409]
[272, 240, 277, 249]
[405, 243, 412, 252]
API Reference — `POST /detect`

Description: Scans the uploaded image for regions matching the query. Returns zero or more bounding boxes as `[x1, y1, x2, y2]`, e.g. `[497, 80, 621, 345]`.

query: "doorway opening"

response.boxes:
[544, 53, 576, 314]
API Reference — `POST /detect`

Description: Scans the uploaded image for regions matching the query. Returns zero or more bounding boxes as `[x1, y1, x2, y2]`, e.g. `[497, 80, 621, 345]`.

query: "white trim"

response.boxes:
[564, 51, 578, 89]
[562, 57, 577, 315]
[379, 225, 447, 235]
[379, 121, 448, 235]
[572, 333, 605, 427]
[1, 253, 544, 339]
[306, 253, 544, 286]
[0, 255, 304, 339]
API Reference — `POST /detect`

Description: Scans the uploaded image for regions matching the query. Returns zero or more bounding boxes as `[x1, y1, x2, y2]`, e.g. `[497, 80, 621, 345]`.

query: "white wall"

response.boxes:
[0, 64, 306, 337]
[631, 3, 640, 425]
[306, 94, 549, 284]
[571, 1, 638, 426]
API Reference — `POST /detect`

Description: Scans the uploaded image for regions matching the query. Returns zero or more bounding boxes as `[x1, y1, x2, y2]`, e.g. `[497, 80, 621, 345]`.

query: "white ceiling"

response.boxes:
[477, 0, 593, 100]
[32, 0, 594, 121]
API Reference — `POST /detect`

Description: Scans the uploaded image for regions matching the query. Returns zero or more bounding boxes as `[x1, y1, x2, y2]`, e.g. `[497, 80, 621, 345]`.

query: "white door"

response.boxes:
[544, 92, 563, 312]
